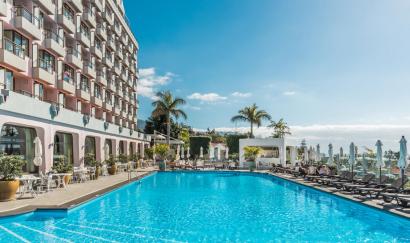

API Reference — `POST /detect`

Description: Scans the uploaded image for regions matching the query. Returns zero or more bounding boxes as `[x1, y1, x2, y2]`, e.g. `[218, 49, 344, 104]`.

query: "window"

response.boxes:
[33, 82, 44, 100]
[0, 124, 37, 173]
[80, 75, 90, 92]
[39, 50, 55, 73]
[63, 4, 74, 22]
[105, 91, 112, 104]
[80, 22, 90, 39]
[0, 67, 14, 90]
[85, 136, 96, 159]
[94, 84, 101, 99]
[95, 37, 102, 50]
[4, 30, 29, 57]
[53, 132, 73, 165]
[63, 64, 75, 84]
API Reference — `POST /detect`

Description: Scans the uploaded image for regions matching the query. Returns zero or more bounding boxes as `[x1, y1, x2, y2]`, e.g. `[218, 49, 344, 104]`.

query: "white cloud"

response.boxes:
[283, 91, 296, 96]
[137, 68, 174, 100]
[184, 104, 201, 111]
[231, 92, 252, 98]
[205, 124, 410, 152]
[187, 92, 227, 102]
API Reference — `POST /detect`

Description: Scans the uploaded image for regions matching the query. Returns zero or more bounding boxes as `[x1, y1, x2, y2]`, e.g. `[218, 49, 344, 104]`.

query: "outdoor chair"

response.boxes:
[356, 177, 409, 199]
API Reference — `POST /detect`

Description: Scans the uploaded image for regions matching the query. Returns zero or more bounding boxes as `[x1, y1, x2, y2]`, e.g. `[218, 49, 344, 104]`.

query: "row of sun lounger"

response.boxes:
[271, 164, 410, 208]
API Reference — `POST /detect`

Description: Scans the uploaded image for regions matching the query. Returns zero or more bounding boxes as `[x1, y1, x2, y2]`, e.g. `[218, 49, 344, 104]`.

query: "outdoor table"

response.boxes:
[50, 173, 72, 188]
[18, 175, 41, 198]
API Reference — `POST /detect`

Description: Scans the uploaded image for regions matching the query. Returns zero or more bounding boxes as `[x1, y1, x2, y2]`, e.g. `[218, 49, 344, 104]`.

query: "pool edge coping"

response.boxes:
[0, 171, 156, 218]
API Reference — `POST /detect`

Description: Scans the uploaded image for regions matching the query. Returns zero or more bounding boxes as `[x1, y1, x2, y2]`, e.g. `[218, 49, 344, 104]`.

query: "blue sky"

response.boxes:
[124, 0, 410, 150]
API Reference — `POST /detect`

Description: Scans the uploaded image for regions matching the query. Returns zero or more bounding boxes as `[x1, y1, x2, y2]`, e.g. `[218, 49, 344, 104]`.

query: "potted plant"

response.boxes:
[243, 146, 262, 172]
[0, 155, 25, 201]
[154, 144, 170, 171]
[84, 153, 102, 179]
[52, 157, 73, 185]
[105, 155, 117, 175]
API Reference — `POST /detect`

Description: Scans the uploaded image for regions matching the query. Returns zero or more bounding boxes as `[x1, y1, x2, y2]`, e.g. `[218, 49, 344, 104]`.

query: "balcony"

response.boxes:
[57, 12, 76, 34]
[114, 65, 121, 75]
[14, 7, 42, 40]
[82, 8, 96, 28]
[83, 62, 96, 79]
[91, 46, 102, 59]
[121, 34, 127, 45]
[33, 61, 56, 85]
[57, 79, 76, 94]
[43, 30, 65, 57]
[96, 25, 107, 41]
[112, 105, 120, 115]
[33, 0, 55, 15]
[0, 39, 27, 72]
[65, 49, 82, 69]
[121, 72, 127, 82]
[102, 11, 113, 25]
[127, 113, 133, 121]
[76, 31, 91, 48]
[91, 96, 103, 107]
[106, 80, 114, 91]
[103, 55, 114, 68]
[96, 71, 107, 86]
[123, 93, 129, 102]
[107, 38, 116, 51]
[66, 0, 82, 12]
[92, 0, 103, 12]
[0, 0, 6, 16]
[116, 49, 123, 60]
[123, 57, 129, 67]
[76, 88, 90, 101]
[103, 102, 112, 111]
[128, 45, 134, 54]
[114, 25, 121, 37]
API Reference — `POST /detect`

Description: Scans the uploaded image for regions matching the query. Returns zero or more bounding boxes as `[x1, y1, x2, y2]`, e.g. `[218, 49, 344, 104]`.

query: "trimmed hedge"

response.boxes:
[226, 134, 248, 154]
[189, 136, 211, 159]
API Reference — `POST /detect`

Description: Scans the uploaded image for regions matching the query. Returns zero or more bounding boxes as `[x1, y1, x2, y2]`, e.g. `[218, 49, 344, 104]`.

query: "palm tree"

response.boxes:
[231, 103, 271, 138]
[152, 91, 187, 144]
[269, 118, 291, 138]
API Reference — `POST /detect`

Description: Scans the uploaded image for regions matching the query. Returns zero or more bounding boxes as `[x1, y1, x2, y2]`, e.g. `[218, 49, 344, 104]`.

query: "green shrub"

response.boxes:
[117, 154, 128, 164]
[189, 136, 211, 158]
[145, 147, 154, 159]
[243, 146, 262, 161]
[226, 134, 248, 154]
[105, 155, 117, 166]
[0, 155, 25, 181]
[154, 144, 169, 160]
[52, 157, 73, 173]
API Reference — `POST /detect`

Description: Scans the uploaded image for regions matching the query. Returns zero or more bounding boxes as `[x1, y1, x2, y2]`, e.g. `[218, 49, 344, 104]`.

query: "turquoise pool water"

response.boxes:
[1, 171, 410, 242]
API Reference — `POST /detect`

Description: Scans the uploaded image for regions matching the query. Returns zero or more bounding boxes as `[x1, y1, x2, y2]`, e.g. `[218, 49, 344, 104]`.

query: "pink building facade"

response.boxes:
[0, 0, 150, 173]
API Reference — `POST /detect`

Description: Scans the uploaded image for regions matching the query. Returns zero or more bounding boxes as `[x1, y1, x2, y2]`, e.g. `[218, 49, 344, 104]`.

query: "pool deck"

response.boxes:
[265, 171, 410, 219]
[0, 168, 156, 217]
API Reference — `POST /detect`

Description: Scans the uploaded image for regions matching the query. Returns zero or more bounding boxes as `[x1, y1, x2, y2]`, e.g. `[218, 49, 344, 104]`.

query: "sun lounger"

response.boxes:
[341, 174, 376, 191]
[356, 177, 409, 199]
[317, 171, 349, 185]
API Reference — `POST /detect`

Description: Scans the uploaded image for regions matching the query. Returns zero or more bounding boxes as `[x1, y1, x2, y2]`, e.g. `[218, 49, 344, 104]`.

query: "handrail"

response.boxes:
[67, 47, 80, 57]
[14, 6, 41, 28]
[62, 6, 75, 22]
[2, 38, 25, 59]
[44, 29, 64, 46]
[38, 58, 54, 73]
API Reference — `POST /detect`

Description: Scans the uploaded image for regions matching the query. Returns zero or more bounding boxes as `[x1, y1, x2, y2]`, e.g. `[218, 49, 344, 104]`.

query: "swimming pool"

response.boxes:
[1, 171, 410, 242]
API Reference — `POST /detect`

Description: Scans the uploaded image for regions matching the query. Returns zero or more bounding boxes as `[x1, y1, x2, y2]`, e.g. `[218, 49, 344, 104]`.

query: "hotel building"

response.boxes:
[0, 0, 150, 173]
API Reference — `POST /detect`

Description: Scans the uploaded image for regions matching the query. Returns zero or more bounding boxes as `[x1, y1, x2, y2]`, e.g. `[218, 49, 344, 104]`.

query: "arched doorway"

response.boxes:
[85, 136, 96, 159]
[0, 124, 37, 173]
[54, 132, 73, 165]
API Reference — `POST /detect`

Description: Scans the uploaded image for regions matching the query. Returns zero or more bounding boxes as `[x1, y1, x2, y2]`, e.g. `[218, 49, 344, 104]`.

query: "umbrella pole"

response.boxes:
[401, 169, 405, 190]
[351, 164, 354, 182]
[379, 167, 382, 185]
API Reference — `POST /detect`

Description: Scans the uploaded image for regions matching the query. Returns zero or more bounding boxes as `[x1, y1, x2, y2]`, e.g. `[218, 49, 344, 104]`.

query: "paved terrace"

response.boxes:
[0, 168, 156, 217]
[267, 171, 410, 219]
